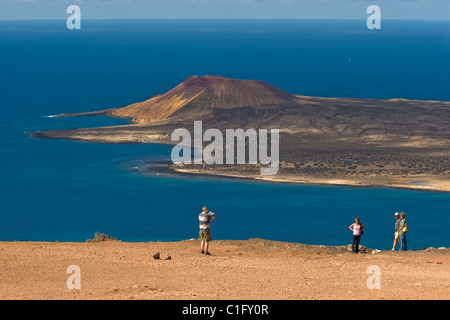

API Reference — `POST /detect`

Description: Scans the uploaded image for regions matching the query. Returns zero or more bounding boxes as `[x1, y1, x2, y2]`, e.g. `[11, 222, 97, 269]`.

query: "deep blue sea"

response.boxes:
[0, 20, 449, 250]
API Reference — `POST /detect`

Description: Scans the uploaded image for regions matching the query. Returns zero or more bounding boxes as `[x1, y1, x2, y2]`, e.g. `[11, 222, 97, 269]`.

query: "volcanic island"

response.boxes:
[30, 75, 450, 192]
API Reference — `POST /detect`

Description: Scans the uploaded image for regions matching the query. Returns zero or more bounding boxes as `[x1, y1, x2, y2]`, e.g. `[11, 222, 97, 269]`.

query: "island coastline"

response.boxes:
[144, 160, 450, 193]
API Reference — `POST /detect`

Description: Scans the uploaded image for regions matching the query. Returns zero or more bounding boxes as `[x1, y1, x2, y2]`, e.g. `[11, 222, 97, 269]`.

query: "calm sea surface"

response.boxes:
[0, 20, 449, 249]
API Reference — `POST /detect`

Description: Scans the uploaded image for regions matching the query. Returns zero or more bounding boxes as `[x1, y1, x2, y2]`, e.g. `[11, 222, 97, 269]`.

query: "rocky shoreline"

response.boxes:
[144, 160, 450, 193]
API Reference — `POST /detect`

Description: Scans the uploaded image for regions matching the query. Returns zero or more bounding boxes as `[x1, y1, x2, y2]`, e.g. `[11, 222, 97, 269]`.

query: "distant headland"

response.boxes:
[30, 75, 450, 192]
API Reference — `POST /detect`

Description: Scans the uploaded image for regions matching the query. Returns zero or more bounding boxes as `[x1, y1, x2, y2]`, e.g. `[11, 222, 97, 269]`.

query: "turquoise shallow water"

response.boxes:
[0, 19, 449, 249]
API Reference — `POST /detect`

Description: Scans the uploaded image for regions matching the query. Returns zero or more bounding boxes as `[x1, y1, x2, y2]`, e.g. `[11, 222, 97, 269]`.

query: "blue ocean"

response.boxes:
[0, 19, 449, 250]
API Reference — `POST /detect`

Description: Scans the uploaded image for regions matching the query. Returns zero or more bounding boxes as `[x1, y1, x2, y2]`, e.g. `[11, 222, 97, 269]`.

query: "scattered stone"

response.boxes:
[153, 252, 160, 259]
[346, 244, 367, 253]
[86, 231, 117, 243]
[165, 256, 172, 260]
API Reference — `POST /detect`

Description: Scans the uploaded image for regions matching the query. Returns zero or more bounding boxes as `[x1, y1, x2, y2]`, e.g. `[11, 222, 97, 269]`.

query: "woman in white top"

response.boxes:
[349, 217, 365, 253]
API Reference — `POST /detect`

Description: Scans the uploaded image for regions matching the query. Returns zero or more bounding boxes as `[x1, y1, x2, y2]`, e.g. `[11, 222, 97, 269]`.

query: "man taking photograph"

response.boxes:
[199, 206, 215, 255]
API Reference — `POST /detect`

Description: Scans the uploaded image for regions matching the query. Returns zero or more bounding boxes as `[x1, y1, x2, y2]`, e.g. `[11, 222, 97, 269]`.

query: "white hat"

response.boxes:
[394, 212, 399, 216]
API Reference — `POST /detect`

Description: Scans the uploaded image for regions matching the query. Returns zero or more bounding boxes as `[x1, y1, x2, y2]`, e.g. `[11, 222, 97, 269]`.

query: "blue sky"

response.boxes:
[0, 0, 449, 20]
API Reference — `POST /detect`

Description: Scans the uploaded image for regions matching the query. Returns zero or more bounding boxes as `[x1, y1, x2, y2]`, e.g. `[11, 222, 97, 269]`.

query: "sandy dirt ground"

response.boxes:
[0, 239, 448, 300]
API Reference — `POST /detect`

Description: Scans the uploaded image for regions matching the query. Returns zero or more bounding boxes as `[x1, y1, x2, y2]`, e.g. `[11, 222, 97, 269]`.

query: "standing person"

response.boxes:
[349, 217, 364, 253]
[199, 206, 215, 255]
[392, 212, 401, 250]
[397, 212, 408, 251]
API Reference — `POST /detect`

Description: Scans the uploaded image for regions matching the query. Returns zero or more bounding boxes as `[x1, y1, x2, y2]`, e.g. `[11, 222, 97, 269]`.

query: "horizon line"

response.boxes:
[1, 17, 449, 21]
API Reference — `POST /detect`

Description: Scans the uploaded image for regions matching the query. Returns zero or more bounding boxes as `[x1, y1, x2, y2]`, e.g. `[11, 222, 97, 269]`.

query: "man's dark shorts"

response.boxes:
[199, 230, 212, 242]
